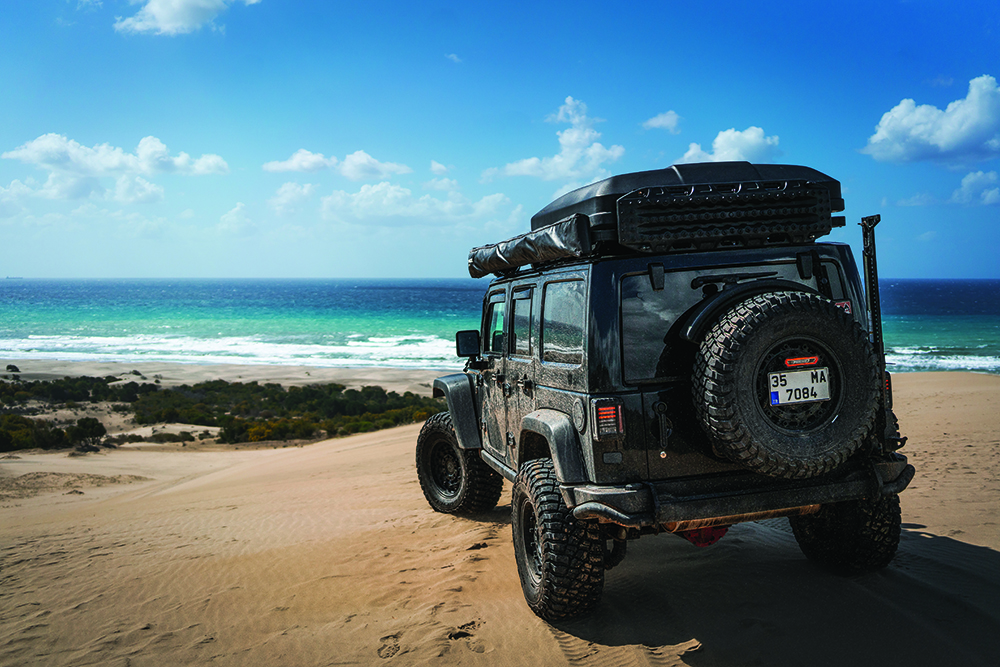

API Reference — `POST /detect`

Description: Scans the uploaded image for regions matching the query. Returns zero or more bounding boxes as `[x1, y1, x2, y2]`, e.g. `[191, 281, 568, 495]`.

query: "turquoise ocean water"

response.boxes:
[0, 278, 997, 374]
[880, 279, 1000, 374]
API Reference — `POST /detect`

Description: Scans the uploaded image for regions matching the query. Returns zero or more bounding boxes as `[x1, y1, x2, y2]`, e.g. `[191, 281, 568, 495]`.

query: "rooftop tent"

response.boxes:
[530, 161, 844, 230]
[468, 162, 845, 278]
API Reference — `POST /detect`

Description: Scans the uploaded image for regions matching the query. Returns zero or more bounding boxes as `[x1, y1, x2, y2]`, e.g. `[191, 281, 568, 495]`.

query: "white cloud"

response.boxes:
[1, 133, 226, 201]
[338, 150, 412, 181]
[0, 180, 32, 218]
[219, 202, 256, 236]
[5, 134, 135, 175]
[446, 54, 462, 63]
[862, 75, 1000, 165]
[917, 231, 937, 242]
[320, 182, 508, 226]
[71, 202, 103, 217]
[642, 111, 681, 133]
[677, 126, 780, 164]
[269, 182, 315, 214]
[897, 193, 936, 207]
[38, 172, 103, 200]
[423, 177, 458, 191]
[3, 133, 228, 177]
[927, 75, 954, 88]
[114, 0, 262, 36]
[121, 216, 169, 238]
[430, 160, 448, 175]
[951, 171, 1000, 205]
[483, 96, 624, 184]
[68, 203, 168, 238]
[261, 148, 411, 181]
[263, 149, 337, 173]
[113, 175, 164, 203]
[135, 136, 228, 175]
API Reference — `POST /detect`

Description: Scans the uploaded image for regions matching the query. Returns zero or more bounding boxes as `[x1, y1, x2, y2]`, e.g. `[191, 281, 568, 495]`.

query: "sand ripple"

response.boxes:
[2, 372, 999, 665]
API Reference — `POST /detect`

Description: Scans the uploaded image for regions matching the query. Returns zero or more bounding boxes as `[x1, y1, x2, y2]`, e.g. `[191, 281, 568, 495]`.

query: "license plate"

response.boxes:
[768, 368, 830, 405]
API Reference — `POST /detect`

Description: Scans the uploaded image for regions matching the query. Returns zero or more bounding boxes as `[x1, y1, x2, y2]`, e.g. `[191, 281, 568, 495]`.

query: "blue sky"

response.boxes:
[1, 0, 998, 279]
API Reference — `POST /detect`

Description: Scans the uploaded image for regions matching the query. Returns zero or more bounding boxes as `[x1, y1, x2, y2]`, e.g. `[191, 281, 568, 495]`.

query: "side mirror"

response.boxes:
[455, 330, 481, 358]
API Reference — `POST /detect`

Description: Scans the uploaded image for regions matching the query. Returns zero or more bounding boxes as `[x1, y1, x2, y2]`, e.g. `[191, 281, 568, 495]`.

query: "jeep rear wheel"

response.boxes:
[512, 459, 604, 620]
[789, 493, 902, 572]
[694, 291, 879, 479]
[416, 412, 503, 514]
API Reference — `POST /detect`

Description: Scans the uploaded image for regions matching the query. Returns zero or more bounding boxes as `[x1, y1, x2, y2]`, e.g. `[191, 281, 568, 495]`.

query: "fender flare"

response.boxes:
[520, 409, 587, 484]
[432, 374, 482, 450]
[679, 279, 817, 343]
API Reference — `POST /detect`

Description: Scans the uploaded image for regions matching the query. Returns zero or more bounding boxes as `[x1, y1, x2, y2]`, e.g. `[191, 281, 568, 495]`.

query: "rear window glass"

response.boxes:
[621, 263, 808, 383]
[542, 280, 585, 365]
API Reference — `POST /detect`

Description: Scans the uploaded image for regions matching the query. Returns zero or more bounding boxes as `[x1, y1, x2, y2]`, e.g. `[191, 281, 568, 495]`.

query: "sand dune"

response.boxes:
[1, 371, 999, 666]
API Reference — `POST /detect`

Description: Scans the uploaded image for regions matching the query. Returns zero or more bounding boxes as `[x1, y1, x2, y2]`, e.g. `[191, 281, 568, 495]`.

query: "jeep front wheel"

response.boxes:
[693, 291, 879, 479]
[415, 412, 503, 514]
[511, 459, 604, 620]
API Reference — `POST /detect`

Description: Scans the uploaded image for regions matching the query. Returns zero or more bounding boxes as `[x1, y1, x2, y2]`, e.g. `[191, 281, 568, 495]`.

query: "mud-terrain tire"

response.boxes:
[512, 459, 604, 620]
[415, 412, 503, 514]
[694, 291, 879, 479]
[789, 493, 902, 572]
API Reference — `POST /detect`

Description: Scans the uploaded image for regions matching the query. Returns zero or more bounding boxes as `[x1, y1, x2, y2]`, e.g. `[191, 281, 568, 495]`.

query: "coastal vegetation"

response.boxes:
[0, 375, 443, 452]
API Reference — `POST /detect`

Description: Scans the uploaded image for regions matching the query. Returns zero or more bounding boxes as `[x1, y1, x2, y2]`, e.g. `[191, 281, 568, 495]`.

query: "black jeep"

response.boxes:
[415, 161, 913, 620]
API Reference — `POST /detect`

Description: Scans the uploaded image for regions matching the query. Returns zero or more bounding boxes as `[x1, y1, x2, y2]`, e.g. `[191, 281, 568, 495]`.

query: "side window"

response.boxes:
[822, 261, 846, 300]
[484, 292, 506, 355]
[511, 288, 533, 357]
[542, 280, 585, 365]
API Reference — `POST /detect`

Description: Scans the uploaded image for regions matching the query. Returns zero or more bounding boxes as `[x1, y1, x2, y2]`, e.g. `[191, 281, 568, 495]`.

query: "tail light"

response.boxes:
[592, 398, 624, 440]
[884, 371, 893, 409]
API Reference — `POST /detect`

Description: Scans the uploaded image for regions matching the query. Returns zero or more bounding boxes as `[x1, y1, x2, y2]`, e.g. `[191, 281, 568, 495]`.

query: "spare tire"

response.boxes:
[693, 291, 878, 479]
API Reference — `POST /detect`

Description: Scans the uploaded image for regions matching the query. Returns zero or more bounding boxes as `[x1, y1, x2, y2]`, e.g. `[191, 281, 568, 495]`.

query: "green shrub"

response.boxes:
[104, 433, 145, 446]
[149, 432, 190, 443]
[67, 417, 106, 449]
[2, 376, 443, 446]
[0, 415, 68, 452]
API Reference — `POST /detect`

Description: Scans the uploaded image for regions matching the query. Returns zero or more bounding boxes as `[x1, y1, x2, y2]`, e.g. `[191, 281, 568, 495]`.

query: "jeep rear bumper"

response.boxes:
[565, 457, 914, 530]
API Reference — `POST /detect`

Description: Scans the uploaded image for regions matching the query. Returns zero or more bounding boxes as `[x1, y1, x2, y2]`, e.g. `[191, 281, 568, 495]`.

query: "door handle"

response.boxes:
[654, 401, 673, 447]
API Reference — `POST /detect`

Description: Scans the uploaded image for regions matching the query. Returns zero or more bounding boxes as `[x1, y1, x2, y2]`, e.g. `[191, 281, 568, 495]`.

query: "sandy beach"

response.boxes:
[1, 359, 446, 396]
[2, 364, 999, 666]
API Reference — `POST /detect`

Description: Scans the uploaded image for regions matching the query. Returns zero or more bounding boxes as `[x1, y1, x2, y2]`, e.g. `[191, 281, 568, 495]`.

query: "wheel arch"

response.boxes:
[432, 374, 481, 450]
[518, 409, 588, 484]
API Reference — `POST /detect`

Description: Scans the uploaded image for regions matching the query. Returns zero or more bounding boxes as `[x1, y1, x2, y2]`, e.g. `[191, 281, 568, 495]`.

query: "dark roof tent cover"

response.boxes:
[467, 162, 846, 279]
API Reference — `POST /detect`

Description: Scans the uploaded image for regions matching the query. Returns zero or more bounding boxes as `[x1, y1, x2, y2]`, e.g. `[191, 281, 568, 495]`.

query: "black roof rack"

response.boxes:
[468, 162, 845, 278]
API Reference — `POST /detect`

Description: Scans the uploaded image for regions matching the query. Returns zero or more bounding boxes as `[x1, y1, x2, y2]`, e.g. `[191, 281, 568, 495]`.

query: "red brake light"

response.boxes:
[593, 401, 624, 439]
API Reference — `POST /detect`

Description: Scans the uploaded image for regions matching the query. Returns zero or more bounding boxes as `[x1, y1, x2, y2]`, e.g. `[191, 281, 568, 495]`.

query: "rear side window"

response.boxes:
[542, 280, 585, 365]
[511, 288, 533, 356]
